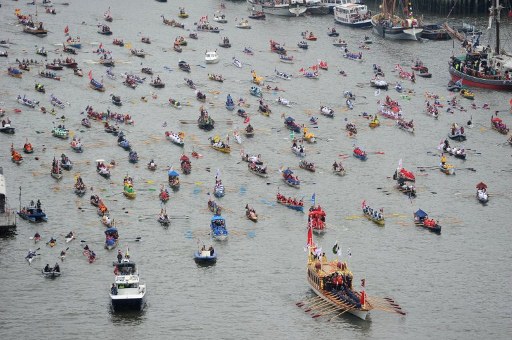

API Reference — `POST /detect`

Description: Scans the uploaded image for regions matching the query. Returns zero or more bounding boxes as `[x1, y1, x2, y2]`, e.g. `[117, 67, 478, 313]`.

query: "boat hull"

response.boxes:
[448, 65, 512, 91]
[372, 18, 423, 41]
[307, 277, 368, 320]
[111, 295, 145, 311]
[248, 0, 306, 16]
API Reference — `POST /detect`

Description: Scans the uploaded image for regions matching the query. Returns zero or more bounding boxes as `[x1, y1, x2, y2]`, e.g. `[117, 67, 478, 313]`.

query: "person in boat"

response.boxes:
[44, 264, 51, 272]
[53, 263, 60, 272]
[209, 246, 214, 256]
[117, 250, 123, 263]
[49, 237, 56, 244]
[440, 154, 447, 166]
[34, 232, 41, 240]
[65, 231, 73, 239]
[111, 283, 118, 295]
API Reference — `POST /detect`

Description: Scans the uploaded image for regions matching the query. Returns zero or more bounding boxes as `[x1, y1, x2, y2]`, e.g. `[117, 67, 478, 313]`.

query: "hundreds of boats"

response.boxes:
[3, 0, 509, 322]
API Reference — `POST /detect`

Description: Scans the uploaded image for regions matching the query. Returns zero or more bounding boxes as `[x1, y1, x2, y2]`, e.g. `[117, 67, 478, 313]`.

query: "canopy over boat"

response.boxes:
[476, 182, 487, 190]
[414, 209, 428, 219]
[168, 170, 179, 177]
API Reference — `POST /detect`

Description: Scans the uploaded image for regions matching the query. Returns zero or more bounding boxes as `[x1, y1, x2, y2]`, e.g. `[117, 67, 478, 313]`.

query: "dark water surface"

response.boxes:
[0, 1, 511, 339]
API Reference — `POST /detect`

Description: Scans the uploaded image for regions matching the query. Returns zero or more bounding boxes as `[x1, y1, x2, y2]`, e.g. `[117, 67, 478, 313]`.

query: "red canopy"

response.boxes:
[476, 182, 487, 190]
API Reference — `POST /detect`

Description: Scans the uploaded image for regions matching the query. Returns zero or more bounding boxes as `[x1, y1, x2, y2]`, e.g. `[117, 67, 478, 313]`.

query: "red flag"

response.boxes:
[307, 226, 313, 246]
[64, 25, 69, 34]
[99, 43, 103, 50]
[88, 70, 92, 80]
[299, 67, 304, 73]
[244, 116, 250, 124]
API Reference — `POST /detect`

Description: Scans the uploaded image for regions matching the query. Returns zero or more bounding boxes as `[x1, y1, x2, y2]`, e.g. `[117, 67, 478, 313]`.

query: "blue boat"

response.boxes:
[249, 86, 262, 98]
[194, 247, 217, 265]
[226, 94, 235, 111]
[129, 151, 139, 163]
[90, 78, 105, 92]
[17, 203, 48, 223]
[210, 215, 228, 241]
[353, 147, 367, 161]
[281, 168, 300, 188]
[104, 227, 119, 250]
[284, 117, 301, 133]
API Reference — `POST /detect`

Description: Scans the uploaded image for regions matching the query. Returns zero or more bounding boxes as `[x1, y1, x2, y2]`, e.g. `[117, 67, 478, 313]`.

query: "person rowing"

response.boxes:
[44, 264, 51, 272]
[26, 249, 37, 260]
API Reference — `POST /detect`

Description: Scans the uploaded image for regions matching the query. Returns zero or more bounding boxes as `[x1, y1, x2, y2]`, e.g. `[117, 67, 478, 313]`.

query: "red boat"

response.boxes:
[447, 1, 512, 91]
[491, 116, 509, 134]
[180, 154, 191, 174]
[270, 40, 286, 55]
[46, 63, 63, 71]
[308, 206, 326, 235]
[394, 167, 415, 182]
[159, 187, 170, 203]
[276, 192, 304, 212]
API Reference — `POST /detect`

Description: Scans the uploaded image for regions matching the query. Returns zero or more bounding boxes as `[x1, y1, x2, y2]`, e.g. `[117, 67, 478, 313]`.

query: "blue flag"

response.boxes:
[311, 193, 316, 204]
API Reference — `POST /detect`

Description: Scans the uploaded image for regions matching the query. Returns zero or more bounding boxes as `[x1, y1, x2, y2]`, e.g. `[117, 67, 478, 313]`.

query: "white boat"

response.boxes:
[110, 259, 146, 311]
[165, 131, 185, 146]
[276, 97, 291, 107]
[236, 19, 251, 29]
[247, 0, 307, 17]
[334, 3, 372, 28]
[232, 57, 242, 68]
[213, 13, 228, 24]
[205, 50, 219, 64]
[477, 189, 488, 204]
[233, 131, 242, 144]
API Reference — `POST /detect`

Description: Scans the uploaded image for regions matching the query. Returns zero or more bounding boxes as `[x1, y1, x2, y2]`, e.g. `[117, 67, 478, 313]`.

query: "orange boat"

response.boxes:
[23, 140, 34, 154]
[11, 146, 23, 164]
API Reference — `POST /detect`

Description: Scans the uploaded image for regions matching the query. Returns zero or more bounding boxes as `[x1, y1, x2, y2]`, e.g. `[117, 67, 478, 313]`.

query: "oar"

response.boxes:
[328, 308, 350, 321]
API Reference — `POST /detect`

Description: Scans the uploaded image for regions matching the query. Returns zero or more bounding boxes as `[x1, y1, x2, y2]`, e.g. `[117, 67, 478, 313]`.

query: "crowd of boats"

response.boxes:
[1, 0, 510, 320]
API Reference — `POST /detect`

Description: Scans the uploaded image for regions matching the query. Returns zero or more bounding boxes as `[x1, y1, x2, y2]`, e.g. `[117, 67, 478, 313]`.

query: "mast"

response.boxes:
[18, 186, 21, 211]
[495, 0, 500, 54]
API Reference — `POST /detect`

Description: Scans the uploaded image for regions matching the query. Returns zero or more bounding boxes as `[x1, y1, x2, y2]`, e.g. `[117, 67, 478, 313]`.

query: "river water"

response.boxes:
[0, 1, 511, 339]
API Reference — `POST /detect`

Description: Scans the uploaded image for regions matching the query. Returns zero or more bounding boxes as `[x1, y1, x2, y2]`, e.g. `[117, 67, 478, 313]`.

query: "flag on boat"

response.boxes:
[332, 241, 339, 255]
[299, 67, 304, 73]
[361, 200, 366, 209]
[98, 43, 103, 50]
[361, 278, 366, 288]
[311, 193, 315, 204]
[398, 158, 403, 169]
[88, 70, 92, 80]
[307, 226, 313, 246]
[64, 25, 69, 35]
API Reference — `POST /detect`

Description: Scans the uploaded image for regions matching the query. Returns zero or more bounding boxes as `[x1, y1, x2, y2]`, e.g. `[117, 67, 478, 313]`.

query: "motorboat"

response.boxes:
[110, 259, 146, 311]
[205, 50, 219, 64]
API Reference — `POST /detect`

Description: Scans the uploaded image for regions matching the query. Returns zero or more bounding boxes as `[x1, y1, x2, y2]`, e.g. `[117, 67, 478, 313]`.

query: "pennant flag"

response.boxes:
[332, 241, 339, 255]
[307, 226, 313, 246]
[361, 200, 366, 209]
[311, 193, 316, 205]
[64, 25, 69, 34]
[299, 67, 304, 73]
[88, 70, 92, 80]
[99, 43, 103, 50]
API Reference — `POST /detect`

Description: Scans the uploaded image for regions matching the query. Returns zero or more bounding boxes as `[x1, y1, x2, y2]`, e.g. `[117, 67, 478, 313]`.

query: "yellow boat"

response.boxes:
[460, 89, 474, 100]
[123, 185, 136, 199]
[178, 8, 189, 18]
[303, 127, 316, 143]
[251, 70, 264, 85]
[209, 135, 231, 153]
[440, 163, 455, 175]
[369, 117, 380, 128]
